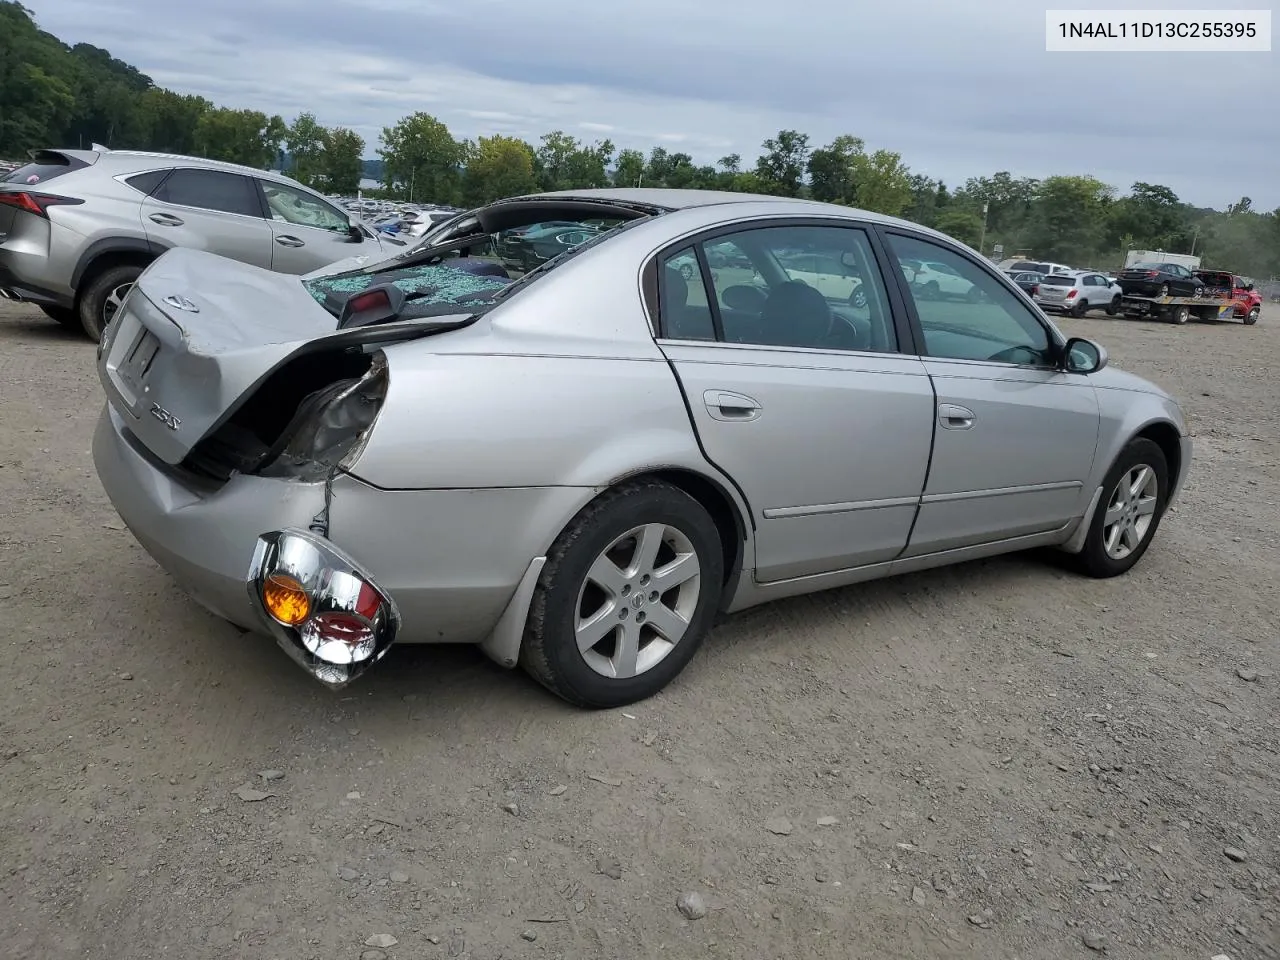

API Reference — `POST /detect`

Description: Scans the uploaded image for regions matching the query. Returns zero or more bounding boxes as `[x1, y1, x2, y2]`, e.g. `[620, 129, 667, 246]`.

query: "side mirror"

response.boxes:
[1062, 337, 1107, 374]
[346, 219, 364, 243]
[1244, 283, 1254, 291]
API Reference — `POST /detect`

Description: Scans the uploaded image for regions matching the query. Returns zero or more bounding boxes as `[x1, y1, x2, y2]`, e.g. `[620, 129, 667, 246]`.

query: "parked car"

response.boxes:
[1005, 270, 1045, 296]
[93, 188, 1191, 707]
[494, 222, 608, 272]
[908, 258, 979, 300]
[1117, 262, 1206, 299]
[1035, 271, 1124, 317]
[0, 147, 388, 341]
[1193, 270, 1262, 324]
[997, 257, 1075, 278]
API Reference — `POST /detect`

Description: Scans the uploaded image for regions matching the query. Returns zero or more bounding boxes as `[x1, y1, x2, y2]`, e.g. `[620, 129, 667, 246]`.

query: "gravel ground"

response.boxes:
[0, 299, 1276, 960]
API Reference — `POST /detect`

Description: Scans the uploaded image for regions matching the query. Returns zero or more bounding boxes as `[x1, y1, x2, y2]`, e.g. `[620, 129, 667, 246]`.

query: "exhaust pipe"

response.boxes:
[0, 288, 15, 301]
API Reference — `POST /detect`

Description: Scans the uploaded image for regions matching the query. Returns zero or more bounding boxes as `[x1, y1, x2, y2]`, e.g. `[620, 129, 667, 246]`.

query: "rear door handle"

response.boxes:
[148, 213, 184, 226]
[704, 389, 761, 421]
[938, 403, 975, 429]
[275, 235, 305, 247]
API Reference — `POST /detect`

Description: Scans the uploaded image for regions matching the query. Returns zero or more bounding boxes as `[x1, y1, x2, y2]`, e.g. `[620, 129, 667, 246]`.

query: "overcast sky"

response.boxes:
[31, 0, 1279, 209]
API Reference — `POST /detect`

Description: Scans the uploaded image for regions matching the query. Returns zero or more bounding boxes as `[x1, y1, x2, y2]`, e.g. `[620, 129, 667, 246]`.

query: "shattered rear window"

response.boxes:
[303, 262, 513, 318]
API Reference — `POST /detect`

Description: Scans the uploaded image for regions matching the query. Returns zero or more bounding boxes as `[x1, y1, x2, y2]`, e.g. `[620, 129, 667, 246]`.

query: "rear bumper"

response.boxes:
[0, 261, 73, 308]
[93, 404, 588, 678]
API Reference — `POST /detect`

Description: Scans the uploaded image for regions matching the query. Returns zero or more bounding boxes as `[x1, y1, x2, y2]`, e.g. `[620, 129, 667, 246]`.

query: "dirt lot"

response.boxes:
[1, 299, 1276, 960]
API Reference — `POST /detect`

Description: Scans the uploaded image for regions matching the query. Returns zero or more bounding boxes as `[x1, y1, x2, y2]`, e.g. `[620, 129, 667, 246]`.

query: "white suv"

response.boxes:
[1035, 270, 1124, 317]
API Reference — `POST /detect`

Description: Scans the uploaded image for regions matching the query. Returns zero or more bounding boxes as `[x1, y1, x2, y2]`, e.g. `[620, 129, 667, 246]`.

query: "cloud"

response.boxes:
[27, 0, 1278, 208]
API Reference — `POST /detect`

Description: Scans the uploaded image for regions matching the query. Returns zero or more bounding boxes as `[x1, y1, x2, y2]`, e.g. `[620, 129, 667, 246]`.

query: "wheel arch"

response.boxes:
[70, 238, 165, 297]
[1134, 419, 1182, 492]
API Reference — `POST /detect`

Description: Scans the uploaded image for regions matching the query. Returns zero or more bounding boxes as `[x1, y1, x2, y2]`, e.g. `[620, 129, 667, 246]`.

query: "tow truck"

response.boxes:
[1119, 273, 1260, 326]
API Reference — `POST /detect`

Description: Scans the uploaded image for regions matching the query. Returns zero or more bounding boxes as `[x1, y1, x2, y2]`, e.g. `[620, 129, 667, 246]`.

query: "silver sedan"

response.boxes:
[93, 189, 1192, 708]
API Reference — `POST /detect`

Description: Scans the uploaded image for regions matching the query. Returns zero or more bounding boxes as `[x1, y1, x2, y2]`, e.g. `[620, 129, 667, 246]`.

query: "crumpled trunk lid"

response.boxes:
[96, 247, 465, 466]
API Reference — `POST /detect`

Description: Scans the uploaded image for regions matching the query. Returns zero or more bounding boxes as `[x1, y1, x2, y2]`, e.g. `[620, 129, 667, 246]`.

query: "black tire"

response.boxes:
[1192, 285, 1205, 299]
[1071, 438, 1169, 579]
[1071, 297, 1089, 318]
[924, 280, 940, 300]
[679, 262, 694, 280]
[850, 288, 867, 309]
[38, 304, 80, 329]
[1170, 305, 1190, 325]
[1158, 283, 1170, 297]
[78, 263, 144, 342]
[520, 479, 724, 708]
[1244, 306, 1259, 325]
[1106, 295, 1121, 316]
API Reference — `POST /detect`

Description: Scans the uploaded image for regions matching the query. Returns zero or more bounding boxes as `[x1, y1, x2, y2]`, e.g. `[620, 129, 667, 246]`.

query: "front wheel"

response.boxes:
[78, 263, 144, 342]
[1244, 306, 1260, 325]
[520, 479, 724, 708]
[1106, 295, 1121, 316]
[1158, 282, 1170, 297]
[1071, 438, 1169, 578]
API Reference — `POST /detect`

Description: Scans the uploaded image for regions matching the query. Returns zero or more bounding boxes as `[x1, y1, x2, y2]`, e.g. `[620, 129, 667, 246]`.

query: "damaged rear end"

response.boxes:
[94, 247, 495, 687]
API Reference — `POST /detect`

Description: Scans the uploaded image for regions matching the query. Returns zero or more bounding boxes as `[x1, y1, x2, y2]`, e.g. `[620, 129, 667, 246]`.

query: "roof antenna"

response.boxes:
[91, 142, 110, 152]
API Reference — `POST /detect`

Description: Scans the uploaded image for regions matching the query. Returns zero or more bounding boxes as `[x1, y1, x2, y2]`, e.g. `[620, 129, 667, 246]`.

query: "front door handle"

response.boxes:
[704, 389, 761, 421]
[938, 403, 975, 429]
[275, 235, 305, 247]
[149, 213, 184, 226]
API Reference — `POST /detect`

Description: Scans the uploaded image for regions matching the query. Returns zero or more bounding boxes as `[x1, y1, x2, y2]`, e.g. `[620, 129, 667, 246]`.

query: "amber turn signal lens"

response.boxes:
[262, 573, 310, 625]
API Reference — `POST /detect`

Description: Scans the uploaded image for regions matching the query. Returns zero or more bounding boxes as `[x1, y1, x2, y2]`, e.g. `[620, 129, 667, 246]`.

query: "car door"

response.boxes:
[653, 221, 935, 583]
[879, 229, 1100, 556]
[257, 179, 378, 273]
[139, 167, 273, 268]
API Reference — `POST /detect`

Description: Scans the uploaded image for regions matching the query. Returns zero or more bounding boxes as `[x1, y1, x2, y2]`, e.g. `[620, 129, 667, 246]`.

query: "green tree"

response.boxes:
[849, 149, 912, 216]
[378, 111, 463, 203]
[137, 88, 210, 154]
[613, 148, 645, 187]
[754, 130, 809, 197]
[193, 108, 286, 168]
[462, 134, 537, 204]
[934, 209, 984, 247]
[1025, 175, 1115, 263]
[807, 134, 863, 204]
[534, 130, 579, 191]
[285, 112, 327, 186]
[0, 2, 77, 151]
[315, 127, 364, 195]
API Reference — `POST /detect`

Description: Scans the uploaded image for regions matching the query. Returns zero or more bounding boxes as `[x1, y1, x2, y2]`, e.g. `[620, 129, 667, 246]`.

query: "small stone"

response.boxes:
[338, 867, 358, 881]
[389, 871, 409, 883]
[233, 784, 272, 802]
[967, 914, 990, 929]
[814, 871, 830, 883]
[520, 930, 537, 942]
[1085, 882, 1113, 892]
[764, 818, 793, 836]
[346, 791, 362, 800]
[364, 934, 398, 948]
[598, 859, 623, 880]
[502, 802, 520, 816]
[368, 823, 384, 836]
[548, 784, 568, 796]
[119, 673, 133, 681]
[1236, 668, 1259, 682]
[911, 885, 927, 904]
[361, 951, 387, 960]
[816, 816, 839, 826]
[259, 769, 285, 781]
[1224, 846, 1248, 863]
[677, 891, 707, 920]
[1082, 932, 1107, 951]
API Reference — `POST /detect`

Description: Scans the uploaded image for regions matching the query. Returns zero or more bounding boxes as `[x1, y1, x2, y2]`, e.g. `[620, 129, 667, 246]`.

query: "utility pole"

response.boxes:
[978, 202, 989, 255]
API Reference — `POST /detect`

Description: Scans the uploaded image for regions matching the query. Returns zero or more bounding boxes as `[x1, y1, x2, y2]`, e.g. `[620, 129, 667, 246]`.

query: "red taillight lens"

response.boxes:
[347, 289, 390, 313]
[1066, 289, 1078, 298]
[1145, 270, 1159, 278]
[1030, 284, 1039, 296]
[0, 191, 83, 219]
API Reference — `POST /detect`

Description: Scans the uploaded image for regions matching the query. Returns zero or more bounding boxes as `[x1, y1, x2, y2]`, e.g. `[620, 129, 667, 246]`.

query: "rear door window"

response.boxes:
[152, 169, 263, 218]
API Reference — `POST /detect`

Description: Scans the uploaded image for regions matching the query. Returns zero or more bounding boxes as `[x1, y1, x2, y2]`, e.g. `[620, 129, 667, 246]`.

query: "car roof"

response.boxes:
[43, 147, 317, 192]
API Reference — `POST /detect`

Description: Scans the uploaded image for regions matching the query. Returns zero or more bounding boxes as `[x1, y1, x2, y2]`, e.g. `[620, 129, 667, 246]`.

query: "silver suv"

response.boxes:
[0, 148, 392, 341]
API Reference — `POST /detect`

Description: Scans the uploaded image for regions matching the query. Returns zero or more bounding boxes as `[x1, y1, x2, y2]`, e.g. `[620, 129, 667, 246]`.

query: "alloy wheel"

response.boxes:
[1102, 464, 1159, 560]
[574, 522, 702, 679]
[103, 282, 133, 328]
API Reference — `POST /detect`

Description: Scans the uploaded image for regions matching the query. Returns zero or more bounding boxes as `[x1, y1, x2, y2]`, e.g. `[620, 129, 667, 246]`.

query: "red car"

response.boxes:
[1194, 270, 1262, 325]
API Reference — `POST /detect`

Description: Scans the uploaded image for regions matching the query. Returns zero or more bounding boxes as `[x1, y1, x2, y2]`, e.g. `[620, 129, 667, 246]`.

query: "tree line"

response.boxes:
[3, 1, 1277, 277]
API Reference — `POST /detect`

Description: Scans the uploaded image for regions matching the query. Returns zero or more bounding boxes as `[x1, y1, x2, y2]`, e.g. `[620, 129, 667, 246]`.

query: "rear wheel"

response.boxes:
[1170, 305, 1190, 325]
[1071, 438, 1169, 578]
[78, 263, 144, 342]
[38, 304, 80, 329]
[520, 479, 724, 708]
[1071, 297, 1089, 318]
